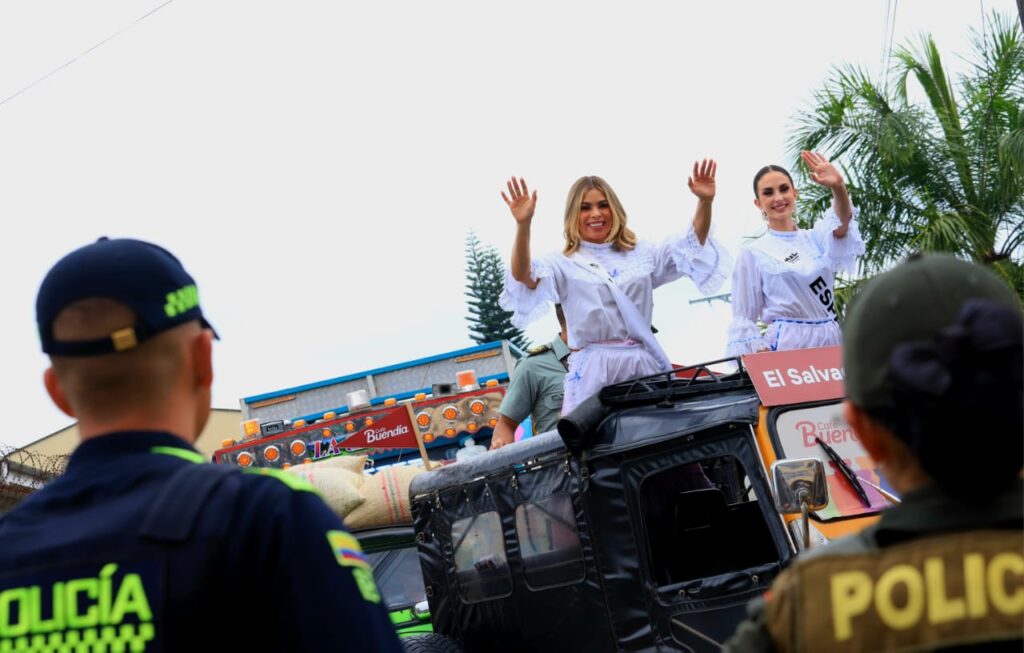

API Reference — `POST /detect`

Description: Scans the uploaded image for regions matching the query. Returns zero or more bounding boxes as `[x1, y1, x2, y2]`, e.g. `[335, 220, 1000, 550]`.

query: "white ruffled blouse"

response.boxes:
[500, 226, 731, 350]
[726, 205, 865, 356]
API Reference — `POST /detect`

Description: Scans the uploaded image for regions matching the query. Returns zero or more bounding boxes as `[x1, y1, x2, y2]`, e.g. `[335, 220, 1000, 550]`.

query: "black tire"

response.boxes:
[402, 633, 462, 653]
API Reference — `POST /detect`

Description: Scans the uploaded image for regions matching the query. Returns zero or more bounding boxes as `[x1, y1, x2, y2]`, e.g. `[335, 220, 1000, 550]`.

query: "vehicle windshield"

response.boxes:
[366, 545, 427, 609]
[772, 403, 891, 518]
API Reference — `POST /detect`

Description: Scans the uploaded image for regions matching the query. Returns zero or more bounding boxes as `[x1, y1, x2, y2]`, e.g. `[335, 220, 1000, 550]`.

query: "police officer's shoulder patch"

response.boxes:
[326, 530, 381, 604]
[527, 343, 552, 356]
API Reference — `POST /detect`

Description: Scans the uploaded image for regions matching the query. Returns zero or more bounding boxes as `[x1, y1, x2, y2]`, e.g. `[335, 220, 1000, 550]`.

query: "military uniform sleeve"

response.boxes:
[724, 564, 804, 653]
[498, 359, 537, 424]
[723, 595, 779, 653]
[243, 472, 403, 652]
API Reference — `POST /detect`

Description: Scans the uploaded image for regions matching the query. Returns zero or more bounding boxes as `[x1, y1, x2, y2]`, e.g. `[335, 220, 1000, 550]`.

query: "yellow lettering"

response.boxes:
[963, 553, 988, 618]
[987, 552, 1024, 615]
[110, 574, 152, 623]
[925, 557, 966, 624]
[830, 570, 873, 641]
[65, 579, 99, 629]
[0, 587, 30, 637]
[875, 564, 924, 630]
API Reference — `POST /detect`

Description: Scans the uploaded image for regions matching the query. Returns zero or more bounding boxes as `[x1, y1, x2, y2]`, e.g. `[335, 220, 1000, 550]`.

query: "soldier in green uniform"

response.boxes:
[725, 253, 1023, 652]
[490, 305, 570, 449]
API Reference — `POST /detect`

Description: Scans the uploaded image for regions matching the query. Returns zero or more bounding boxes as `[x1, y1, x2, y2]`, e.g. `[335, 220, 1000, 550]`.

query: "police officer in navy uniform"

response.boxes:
[725, 253, 1023, 652]
[0, 238, 402, 651]
[491, 304, 570, 449]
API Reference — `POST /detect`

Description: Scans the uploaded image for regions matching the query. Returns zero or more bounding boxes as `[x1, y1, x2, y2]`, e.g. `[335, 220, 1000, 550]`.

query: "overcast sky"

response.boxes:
[1, 0, 1015, 448]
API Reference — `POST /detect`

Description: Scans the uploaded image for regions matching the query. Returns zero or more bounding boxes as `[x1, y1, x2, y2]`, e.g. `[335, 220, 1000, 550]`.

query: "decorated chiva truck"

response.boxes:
[214, 341, 521, 471]
[212, 341, 523, 642]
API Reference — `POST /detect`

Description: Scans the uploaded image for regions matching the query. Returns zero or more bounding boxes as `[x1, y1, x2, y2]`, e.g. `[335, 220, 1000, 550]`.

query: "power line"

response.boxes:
[0, 0, 176, 110]
[880, 0, 899, 92]
[880, 0, 893, 81]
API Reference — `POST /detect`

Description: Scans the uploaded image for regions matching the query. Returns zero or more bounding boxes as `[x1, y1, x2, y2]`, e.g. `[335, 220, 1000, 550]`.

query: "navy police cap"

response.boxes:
[36, 237, 219, 356]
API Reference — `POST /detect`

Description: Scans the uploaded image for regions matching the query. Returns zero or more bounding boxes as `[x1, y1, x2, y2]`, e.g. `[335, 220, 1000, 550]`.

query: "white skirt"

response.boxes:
[766, 318, 841, 352]
[562, 340, 668, 416]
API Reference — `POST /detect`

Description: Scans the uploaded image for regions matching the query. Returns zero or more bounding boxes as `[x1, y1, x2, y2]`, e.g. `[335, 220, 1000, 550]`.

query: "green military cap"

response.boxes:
[843, 253, 1019, 411]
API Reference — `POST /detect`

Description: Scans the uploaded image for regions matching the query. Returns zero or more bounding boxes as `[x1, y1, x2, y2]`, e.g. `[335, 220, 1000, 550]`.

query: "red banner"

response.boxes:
[743, 346, 845, 406]
[336, 408, 419, 450]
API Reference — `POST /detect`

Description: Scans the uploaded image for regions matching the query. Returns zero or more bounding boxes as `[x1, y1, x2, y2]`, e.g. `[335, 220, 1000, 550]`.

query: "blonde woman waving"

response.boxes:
[500, 163, 731, 415]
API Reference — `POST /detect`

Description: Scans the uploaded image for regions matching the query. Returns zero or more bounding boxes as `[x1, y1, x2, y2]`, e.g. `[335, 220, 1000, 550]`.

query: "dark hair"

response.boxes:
[752, 165, 793, 196]
[869, 300, 1023, 499]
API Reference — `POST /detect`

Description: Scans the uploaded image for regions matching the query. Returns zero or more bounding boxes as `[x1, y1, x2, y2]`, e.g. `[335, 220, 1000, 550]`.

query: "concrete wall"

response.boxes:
[18, 408, 243, 459]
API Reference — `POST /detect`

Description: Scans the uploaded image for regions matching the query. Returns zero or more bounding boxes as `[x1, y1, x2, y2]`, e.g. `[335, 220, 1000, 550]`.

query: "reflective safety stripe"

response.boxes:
[243, 467, 317, 493]
[149, 447, 204, 464]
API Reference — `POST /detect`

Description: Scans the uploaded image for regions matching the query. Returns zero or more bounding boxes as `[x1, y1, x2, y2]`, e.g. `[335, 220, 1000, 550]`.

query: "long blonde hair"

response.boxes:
[562, 176, 637, 255]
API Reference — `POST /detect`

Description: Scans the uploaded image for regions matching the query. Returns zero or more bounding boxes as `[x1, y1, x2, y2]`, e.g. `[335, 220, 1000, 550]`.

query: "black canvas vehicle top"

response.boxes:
[409, 360, 797, 652]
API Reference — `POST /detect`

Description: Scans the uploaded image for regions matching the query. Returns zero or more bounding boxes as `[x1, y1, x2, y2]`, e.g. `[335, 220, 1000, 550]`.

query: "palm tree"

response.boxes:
[789, 12, 1024, 298]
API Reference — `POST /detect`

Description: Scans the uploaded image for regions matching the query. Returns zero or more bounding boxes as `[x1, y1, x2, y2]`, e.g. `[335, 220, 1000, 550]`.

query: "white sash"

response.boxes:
[753, 232, 803, 265]
[570, 251, 673, 372]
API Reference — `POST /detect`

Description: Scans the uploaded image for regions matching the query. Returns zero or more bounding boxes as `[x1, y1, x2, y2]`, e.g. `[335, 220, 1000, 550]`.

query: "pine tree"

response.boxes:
[465, 232, 530, 349]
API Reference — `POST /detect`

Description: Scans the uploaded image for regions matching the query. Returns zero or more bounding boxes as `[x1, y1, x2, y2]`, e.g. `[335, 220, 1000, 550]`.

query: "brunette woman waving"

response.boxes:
[726, 151, 865, 355]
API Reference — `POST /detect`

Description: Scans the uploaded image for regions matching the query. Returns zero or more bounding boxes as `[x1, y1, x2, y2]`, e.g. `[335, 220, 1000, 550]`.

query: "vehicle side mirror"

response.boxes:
[771, 458, 828, 513]
[771, 458, 829, 551]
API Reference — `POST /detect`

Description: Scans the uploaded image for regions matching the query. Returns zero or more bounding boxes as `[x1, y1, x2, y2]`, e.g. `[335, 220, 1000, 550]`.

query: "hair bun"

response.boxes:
[889, 299, 1021, 400]
[887, 299, 1023, 497]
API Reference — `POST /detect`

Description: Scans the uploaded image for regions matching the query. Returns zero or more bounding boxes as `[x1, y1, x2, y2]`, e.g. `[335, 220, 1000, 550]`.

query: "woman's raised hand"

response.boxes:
[687, 159, 717, 202]
[801, 151, 845, 189]
[501, 177, 537, 224]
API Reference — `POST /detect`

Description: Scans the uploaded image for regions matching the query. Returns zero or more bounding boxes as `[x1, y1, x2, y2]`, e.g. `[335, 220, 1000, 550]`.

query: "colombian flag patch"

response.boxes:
[327, 530, 370, 570]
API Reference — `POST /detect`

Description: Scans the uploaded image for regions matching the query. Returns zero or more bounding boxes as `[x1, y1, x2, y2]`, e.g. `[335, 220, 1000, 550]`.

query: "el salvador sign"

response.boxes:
[742, 345, 845, 406]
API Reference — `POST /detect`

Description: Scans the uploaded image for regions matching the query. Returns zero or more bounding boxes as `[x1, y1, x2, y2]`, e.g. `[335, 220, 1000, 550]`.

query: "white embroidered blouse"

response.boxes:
[725, 206, 865, 355]
[500, 226, 730, 350]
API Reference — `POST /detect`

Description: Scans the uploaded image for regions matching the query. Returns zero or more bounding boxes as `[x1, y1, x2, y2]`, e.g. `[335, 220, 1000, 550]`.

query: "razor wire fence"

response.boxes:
[0, 445, 69, 513]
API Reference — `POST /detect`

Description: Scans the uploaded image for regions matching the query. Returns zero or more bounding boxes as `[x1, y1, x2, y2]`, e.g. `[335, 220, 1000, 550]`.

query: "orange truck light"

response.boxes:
[290, 440, 308, 456]
[263, 445, 280, 462]
[237, 451, 255, 467]
[416, 412, 432, 428]
[469, 400, 486, 415]
[441, 406, 459, 421]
